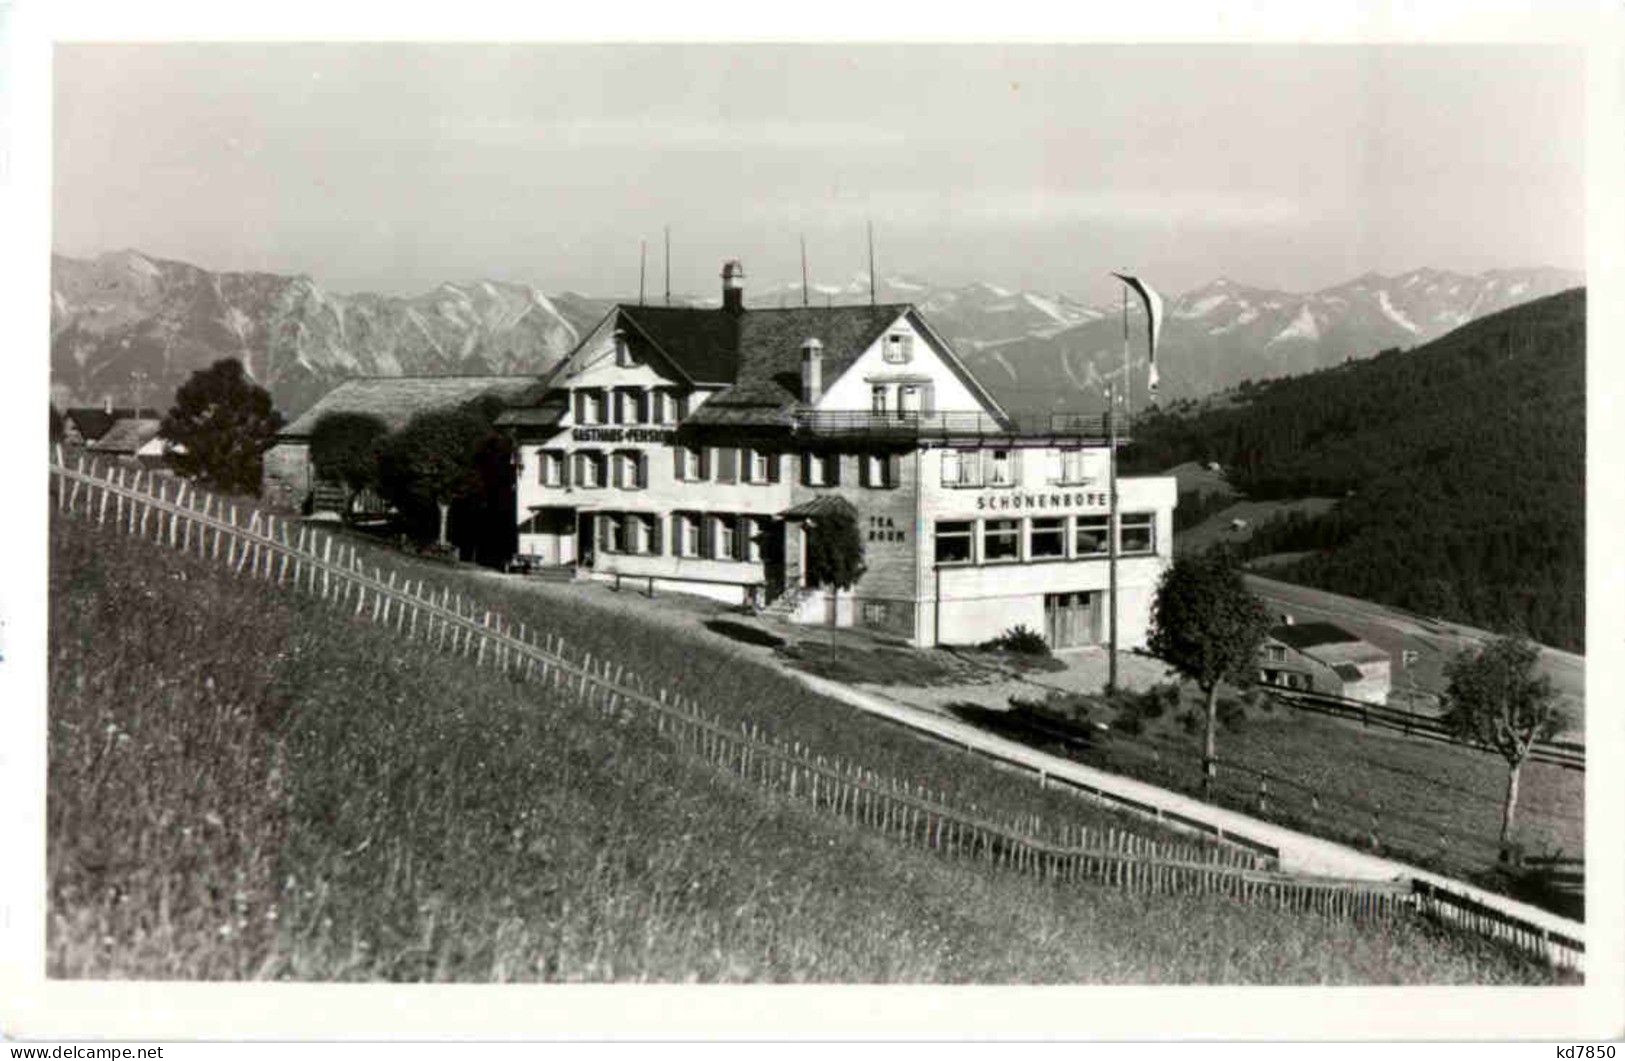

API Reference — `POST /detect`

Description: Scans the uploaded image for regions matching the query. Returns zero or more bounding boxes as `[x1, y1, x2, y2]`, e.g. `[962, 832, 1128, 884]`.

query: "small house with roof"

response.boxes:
[1258, 618, 1392, 705]
[263, 375, 546, 513]
[61, 404, 161, 447]
[88, 416, 175, 468]
[498, 259, 1177, 647]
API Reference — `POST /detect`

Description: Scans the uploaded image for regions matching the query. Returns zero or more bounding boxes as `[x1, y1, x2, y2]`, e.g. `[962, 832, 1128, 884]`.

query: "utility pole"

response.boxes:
[1107, 380, 1120, 696]
[1121, 283, 1132, 422]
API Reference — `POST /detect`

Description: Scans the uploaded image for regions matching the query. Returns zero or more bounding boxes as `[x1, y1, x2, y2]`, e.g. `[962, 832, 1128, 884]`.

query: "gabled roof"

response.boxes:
[1269, 621, 1363, 651]
[494, 390, 569, 431]
[783, 494, 860, 520]
[279, 376, 547, 439]
[90, 417, 162, 454]
[64, 407, 159, 442]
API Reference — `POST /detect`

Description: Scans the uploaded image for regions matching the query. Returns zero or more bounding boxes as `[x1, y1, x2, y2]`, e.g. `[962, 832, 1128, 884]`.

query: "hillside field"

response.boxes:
[45, 511, 1561, 984]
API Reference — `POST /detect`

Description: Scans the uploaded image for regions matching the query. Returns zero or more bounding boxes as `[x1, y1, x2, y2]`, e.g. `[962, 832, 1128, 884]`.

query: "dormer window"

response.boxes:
[613, 330, 634, 368]
[882, 332, 913, 364]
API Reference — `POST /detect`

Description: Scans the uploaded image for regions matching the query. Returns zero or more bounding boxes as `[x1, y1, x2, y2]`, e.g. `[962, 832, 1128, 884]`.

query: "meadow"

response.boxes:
[46, 511, 1565, 983]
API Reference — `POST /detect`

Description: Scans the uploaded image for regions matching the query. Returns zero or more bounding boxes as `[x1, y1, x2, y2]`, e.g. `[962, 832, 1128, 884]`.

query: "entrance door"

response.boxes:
[1045, 591, 1098, 648]
[576, 512, 596, 568]
[762, 519, 787, 601]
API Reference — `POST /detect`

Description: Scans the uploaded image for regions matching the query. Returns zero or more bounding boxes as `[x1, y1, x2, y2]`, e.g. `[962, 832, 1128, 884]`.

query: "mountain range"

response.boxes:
[50, 250, 1580, 417]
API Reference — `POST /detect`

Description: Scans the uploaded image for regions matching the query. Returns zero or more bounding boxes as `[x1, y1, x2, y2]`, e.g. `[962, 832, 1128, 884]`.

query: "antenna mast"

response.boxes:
[867, 221, 876, 306]
[801, 234, 810, 308]
[639, 239, 647, 306]
[664, 226, 671, 306]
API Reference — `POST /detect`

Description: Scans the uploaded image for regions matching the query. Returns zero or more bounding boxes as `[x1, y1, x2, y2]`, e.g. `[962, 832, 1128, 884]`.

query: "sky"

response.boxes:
[51, 43, 1586, 303]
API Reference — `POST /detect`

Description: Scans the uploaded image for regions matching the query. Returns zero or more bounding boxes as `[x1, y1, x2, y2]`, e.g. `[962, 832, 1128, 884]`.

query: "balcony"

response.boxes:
[789, 409, 1128, 443]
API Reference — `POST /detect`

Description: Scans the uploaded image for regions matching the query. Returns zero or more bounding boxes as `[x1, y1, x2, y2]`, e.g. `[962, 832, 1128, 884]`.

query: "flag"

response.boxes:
[1111, 273, 1164, 394]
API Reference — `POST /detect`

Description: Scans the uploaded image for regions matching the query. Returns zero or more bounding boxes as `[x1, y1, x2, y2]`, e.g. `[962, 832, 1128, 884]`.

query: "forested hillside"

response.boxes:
[1122, 289, 1585, 651]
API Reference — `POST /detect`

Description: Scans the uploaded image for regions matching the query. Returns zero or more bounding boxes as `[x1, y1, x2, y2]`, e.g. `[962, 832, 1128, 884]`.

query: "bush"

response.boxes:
[1111, 712, 1145, 737]
[984, 625, 1050, 656]
[1217, 696, 1248, 731]
[1177, 710, 1200, 736]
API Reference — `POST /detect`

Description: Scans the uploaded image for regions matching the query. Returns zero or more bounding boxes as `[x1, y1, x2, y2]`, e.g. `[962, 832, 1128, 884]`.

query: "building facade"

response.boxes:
[499, 261, 1177, 649]
[1257, 620, 1392, 704]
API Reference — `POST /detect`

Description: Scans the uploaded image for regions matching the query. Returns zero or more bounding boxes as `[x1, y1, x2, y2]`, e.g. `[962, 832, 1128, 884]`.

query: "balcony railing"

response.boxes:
[790, 410, 1127, 442]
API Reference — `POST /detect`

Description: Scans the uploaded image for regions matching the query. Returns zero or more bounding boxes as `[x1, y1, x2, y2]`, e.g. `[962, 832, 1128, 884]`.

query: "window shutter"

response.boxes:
[735, 515, 750, 562]
[886, 453, 902, 489]
[611, 453, 623, 489]
[1046, 450, 1063, 485]
[1011, 449, 1024, 485]
[801, 453, 814, 486]
[941, 449, 958, 487]
[767, 452, 782, 484]
[649, 515, 663, 556]
[718, 447, 738, 484]
[827, 454, 842, 487]
[921, 382, 936, 416]
[699, 515, 714, 559]
[859, 455, 872, 488]
[673, 447, 685, 481]
[700, 447, 713, 481]
[596, 514, 610, 552]
[559, 452, 571, 488]
[637, 452, 649, 489]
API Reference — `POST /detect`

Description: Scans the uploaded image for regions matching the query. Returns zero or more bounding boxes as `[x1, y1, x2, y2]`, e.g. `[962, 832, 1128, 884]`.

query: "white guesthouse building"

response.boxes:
[498, 262, 1177, 649]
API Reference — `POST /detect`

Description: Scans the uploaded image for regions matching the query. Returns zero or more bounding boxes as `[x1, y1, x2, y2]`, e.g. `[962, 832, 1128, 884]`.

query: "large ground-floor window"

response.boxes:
[932, 511, 1161, 566]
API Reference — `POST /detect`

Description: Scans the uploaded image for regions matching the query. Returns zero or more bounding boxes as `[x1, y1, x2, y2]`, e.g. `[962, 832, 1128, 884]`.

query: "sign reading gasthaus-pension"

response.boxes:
[974, 490, 1110, 512]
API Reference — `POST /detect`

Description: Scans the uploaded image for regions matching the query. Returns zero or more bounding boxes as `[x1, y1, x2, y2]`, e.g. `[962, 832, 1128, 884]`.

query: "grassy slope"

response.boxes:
[47, 514, 1560, 984]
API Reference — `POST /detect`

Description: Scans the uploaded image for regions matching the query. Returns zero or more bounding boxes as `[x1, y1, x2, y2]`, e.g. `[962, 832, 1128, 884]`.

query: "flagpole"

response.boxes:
[1121, 283, 1132, 422]
[1107, 380, 1119, 697]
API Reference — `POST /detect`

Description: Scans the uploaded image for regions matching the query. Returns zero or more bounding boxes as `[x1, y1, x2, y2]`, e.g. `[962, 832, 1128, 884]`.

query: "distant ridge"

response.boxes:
[50, 249, 1579, 416]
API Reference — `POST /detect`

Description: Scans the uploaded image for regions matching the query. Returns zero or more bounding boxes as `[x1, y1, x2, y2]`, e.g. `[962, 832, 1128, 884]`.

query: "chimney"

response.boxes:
[1280, 612, 1294, 626]
[721, 259, 745, 314]
[104, 395, 113, 415]
[801, 337, 824, 404]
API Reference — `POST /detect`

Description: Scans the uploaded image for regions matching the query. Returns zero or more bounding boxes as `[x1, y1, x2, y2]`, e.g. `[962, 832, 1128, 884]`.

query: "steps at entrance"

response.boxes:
[759, 585, 815, 621]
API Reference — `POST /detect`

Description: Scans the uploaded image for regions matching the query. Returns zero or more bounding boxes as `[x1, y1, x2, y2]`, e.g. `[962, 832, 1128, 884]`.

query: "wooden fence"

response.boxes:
[46, 451, 1584, 974]
[1263, 687, 1585, 772]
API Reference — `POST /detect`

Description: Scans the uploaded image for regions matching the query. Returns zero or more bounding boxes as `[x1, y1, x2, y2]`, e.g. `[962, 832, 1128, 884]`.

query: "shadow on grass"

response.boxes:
[703, 619, 787, 649]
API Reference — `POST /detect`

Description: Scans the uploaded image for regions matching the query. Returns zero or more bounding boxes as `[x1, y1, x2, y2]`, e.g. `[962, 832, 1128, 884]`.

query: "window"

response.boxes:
[1121, 512, 1156, 554]
[613, 331, 634, 368]
[882, 332, 914, 364]
[538, 449, 568, 487]
[612, 450, 647, 490]
[626, 513, 660, 555]
[1075, 515, 1109, 556]
[1266, 644, 1287, 663]
[1048, 448, 1097, 485]
[871, 385, 889, 415]
[674, 445, 707, 482]
[861, 453, 899, 489]
[611, 388, 647, 425]
[862, 601, 890, 627]
[674, 512, 702, 557]
[743, 448, 778, 484]
[983, 518, 1020, 562]
[1030, 517, 1066, 559]
[802, 452, 840, 487]
[574, 389, 605, 425]
[940, 449, 982, 488]
[744, 516, 767, 563]
[600, 513, 628, 553]
[648, 389, 676, 425]
[714, 515, 738, 561]
[935, 520, 974, 565]
[985, 449, 1018, 487]
[715, 447, 739, 485]
[575, 450, 606, 489]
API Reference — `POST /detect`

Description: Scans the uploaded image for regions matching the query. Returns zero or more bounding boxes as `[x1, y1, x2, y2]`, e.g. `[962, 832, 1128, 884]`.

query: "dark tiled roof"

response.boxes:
[494, 404, 568, 429]
[64, 407, 159, 441]
[1332, 663, 1366, 682]
[90, 418, 162, 454]
[618, 303, 908, 403]
[783, 494, 859, 520]
[1270, 621, 1362, 650]
[279, 376, 546, 438]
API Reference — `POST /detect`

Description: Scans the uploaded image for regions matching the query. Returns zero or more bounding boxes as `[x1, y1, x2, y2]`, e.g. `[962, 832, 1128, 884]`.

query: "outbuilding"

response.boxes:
[1257, 619, 1392, 704]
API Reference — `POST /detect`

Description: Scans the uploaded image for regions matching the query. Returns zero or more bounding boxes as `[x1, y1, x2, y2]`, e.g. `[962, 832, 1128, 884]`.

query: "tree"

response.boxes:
[1441, 634, 1567, 855]
[161, 359, 283, 494]
[309, 412, 389, 523]
[804, 502, 865, 590]
[377, 405, 492, 549]
[1146, 549, 1271, 796]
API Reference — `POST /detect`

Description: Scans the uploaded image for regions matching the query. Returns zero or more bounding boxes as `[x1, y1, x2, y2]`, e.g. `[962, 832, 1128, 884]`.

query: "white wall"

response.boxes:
[816, 312, 987, 415]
